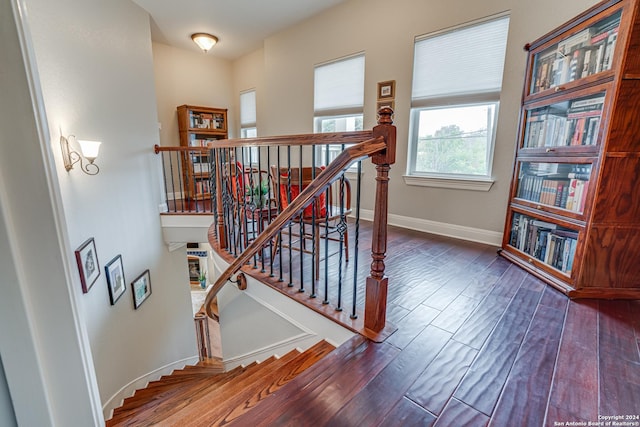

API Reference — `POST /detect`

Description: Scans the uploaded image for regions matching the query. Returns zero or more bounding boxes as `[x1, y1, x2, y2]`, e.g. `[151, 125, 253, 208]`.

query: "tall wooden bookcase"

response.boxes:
[501, 0, 640, 298]
[177, 105, 228, 200]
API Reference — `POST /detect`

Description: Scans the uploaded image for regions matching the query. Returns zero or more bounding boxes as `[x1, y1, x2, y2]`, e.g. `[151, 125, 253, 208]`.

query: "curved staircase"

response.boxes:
[106, 340, 335, 426]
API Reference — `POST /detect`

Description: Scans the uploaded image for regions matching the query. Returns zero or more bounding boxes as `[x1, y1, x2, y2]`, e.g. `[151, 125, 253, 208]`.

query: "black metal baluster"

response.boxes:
[298, 145, 304, 293]
[323, 144, 330, 305]
[287, 145, 293, 288]
[351, 160, 362, 319]
[310, 146, 317, 298]
[277, 146, 284, 282]
[266, 146, 275, 277]
[177, 151, 187, 212]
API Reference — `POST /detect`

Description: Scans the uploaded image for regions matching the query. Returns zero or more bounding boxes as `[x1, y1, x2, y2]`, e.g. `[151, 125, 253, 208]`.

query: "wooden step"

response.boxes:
[106, 341, 335, 426]
[108, 364, 251, 425]
[108, 356, 284, 426]
[158, 341, 335, 426]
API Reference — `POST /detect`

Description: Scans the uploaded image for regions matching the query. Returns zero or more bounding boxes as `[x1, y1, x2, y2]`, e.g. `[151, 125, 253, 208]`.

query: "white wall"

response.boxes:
[152, 42, 236, 146]
[232, 48, 266, 135]
[14, 0, 197, 420]
[1, 0, 101, 424]
[233, 0, 601, 237]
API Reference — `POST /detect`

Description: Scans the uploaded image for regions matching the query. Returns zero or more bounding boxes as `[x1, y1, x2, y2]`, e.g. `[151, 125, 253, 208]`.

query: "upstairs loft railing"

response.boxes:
[155, 108, 397, 341]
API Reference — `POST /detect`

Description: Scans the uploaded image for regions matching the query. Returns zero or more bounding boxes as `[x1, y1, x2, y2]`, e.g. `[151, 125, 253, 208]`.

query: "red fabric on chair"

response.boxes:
[277, 168, 326, 218]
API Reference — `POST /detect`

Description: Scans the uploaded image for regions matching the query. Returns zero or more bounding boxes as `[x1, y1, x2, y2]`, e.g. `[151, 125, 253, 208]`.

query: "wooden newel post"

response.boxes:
[365, 108, 396, 332]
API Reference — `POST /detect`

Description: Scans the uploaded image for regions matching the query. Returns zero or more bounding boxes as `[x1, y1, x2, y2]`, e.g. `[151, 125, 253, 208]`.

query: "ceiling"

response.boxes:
[131, 0, 349, 60]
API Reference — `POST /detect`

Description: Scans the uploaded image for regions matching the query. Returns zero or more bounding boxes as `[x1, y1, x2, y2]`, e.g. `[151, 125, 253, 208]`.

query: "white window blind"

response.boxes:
[412, 15, 509, 106]
[240, 90, 256, 127]
[314, 54, 365, 115]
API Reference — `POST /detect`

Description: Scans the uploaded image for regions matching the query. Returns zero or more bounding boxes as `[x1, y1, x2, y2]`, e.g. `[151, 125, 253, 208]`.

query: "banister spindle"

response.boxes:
[365, 108, 396, 333]
[215, 147, 225, 244]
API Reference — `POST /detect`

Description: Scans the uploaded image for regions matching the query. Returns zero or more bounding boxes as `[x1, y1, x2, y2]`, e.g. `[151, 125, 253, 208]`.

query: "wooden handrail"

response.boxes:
[203, 131, 374, 148]
[154, 144, 209, 153]
[204, 136, 387, 319]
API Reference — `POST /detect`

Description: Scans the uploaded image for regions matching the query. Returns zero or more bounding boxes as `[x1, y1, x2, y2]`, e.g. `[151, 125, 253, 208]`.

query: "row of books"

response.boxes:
[524, 96, 604, 148]
[532, 13, 620, 93]
[517, 175, 590, 212]
[510, 214, 578, 273]
[190, 112, 224, 130]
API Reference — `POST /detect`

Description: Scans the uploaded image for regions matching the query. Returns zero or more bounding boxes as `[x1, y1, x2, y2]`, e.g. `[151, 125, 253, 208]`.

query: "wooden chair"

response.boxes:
[226, 162, 276, 247]
[270, 166, 351, 279]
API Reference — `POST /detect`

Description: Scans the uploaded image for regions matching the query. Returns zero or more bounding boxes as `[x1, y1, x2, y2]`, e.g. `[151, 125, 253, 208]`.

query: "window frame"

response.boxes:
[313, 53, 365, 171]
[405, 13, 509, 191]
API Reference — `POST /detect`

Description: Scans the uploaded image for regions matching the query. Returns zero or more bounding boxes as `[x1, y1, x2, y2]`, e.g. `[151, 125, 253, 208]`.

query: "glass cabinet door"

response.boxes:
[522, 91, 605, 149]
[530, 9, 621, 95]
[509, 212, 579, 275]
[516, 161, 592, 214]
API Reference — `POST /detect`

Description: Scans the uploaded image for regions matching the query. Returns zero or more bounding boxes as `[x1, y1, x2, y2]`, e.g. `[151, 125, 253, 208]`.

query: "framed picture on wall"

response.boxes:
[75, 237, 100, 293]
[377, 80, 395, 100]
[131, 269, 152, 309]
[105, 255, 126, 305]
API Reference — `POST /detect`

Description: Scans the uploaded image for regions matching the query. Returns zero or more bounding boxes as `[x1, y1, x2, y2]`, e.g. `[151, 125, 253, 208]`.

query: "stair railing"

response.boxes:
[205, 109, 396, 338]
[153, 145, 215, 214]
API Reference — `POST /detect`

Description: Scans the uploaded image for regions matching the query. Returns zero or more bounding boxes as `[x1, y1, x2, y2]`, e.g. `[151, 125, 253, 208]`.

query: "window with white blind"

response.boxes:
[240, 90, 257, 138]
[239, 90, 258, 163]
[407, 14, 509, 190]
[313, 53, 364, 166]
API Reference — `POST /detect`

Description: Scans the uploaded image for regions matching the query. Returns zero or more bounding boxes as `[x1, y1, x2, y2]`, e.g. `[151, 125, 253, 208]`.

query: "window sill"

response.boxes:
[403, 174, 495, 191]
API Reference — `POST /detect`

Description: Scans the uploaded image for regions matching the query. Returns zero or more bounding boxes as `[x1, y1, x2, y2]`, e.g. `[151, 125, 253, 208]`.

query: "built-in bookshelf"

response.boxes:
[177, 105, 228, 200]
[501, 0, 640, 299]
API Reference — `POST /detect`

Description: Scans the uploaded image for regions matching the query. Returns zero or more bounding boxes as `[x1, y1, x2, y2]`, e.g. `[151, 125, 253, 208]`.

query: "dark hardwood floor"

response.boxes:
[226, 224, 640, 427]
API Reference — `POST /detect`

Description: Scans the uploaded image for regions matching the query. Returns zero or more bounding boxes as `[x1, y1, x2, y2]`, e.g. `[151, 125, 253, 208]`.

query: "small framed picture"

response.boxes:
[105, 255, 126, 305]
[75, 238, 100, 293]
[377, 80, 395, 100]
[377, 100, 395, 113]
[131, 269, 152, 309]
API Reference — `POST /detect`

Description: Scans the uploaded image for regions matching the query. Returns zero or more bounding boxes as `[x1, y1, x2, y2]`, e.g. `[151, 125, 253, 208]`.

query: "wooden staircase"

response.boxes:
[106, 340, 336, 426]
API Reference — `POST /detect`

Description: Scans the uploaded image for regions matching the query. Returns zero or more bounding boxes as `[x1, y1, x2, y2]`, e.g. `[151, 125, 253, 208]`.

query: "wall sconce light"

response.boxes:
[191, 33, 218, 53]
[60, 135, 101, 175]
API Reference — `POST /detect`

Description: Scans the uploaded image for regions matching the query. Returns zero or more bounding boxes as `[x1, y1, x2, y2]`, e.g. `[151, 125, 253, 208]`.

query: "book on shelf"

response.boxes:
[565, 96, 604, 146]
[510, 213, 577, 273]
[540, 14, 621, 90]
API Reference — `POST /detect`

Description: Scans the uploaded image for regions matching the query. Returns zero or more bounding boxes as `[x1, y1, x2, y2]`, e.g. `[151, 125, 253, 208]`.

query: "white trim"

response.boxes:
[402, 174, 495, 191]
[166, 190, 184, 201]
[358, 209, 503, 246]
[160, 214, 215, 228]
[167, 242, 186, 252]
[101, 356, 198, 420]
[221, 333, 316, 371]
[9, 0, 103, 425]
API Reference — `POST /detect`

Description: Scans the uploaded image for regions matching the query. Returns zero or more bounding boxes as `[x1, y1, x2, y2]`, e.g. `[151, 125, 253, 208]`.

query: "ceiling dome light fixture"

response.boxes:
[191, 33, 218, 53]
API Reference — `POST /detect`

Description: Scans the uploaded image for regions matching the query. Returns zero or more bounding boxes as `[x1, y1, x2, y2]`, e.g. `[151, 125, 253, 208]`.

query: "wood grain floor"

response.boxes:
[228, 224, 640, 427]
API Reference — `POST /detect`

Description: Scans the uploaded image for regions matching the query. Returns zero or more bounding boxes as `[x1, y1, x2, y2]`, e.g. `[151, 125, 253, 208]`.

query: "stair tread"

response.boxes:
[107, 341, 335, 426]
[109, 364, 250, 423]
[158, 341, 335, 426]
[108, 356, 283, 426]
[227, 335, 369, 425]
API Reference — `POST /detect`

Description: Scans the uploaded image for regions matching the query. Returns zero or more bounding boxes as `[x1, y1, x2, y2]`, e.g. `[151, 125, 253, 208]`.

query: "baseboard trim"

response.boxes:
[221, 332, 317, 371]
[357, 209, 503, 247]
[102, 355, 199, 420]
